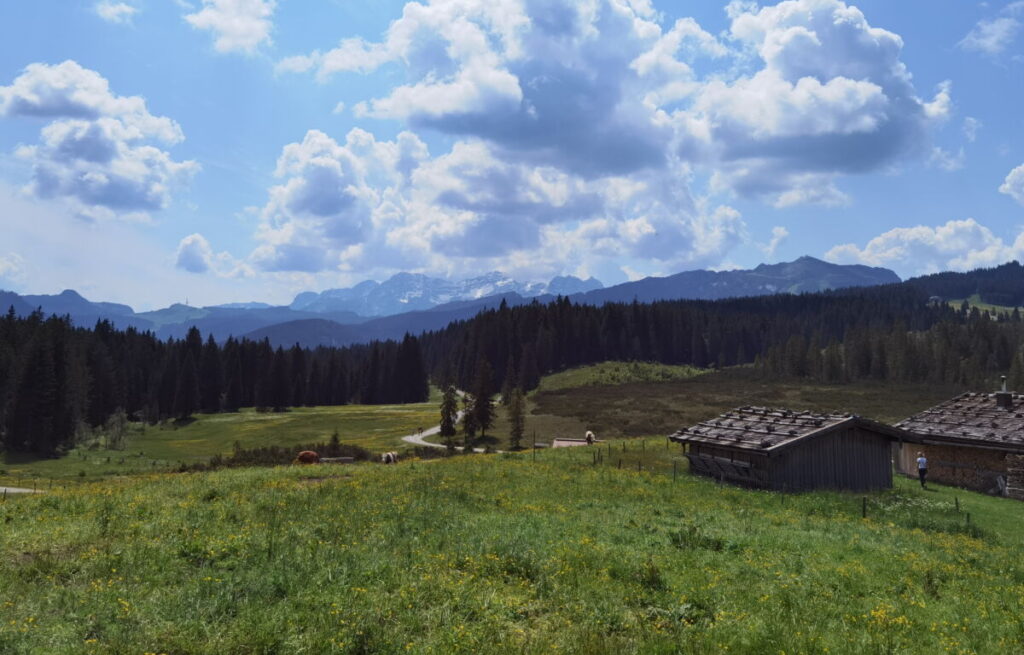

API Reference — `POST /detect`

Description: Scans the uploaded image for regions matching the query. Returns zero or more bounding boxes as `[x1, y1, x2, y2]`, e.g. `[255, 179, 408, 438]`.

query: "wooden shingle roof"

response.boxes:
[669, 406, 903, 454]
[895, 392, 1024, 451]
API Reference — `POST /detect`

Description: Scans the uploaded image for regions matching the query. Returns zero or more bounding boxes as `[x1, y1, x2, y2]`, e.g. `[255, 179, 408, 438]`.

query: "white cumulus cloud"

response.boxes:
[825, 218, 1024, 276]
[185, 0, 276, 54]
[176, 233, 215, 273]
[0, 60, 198, 220]
[266, 0, 954, 279]
[676, 0, 952, 206]
[176, 233, 251, 277]
[1001, 164, 1024, 206]
[95, 2, 138, 24]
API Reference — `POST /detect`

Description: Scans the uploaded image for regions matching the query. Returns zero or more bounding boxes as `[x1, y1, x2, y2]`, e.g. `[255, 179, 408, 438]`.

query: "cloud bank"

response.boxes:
[0, 60, 197, 221]
[259, 0, 950, 281]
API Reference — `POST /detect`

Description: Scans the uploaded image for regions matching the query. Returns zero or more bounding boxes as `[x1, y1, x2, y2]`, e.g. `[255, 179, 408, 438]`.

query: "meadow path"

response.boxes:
[0, 487, 43, 495]
[400, 410, 496, 453]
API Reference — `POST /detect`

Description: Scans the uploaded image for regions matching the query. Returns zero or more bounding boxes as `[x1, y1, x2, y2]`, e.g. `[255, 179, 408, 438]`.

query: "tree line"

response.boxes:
[420, 280, 1024, 401]
[7, 260, 1024, 457]
[0, 309, 427, 455]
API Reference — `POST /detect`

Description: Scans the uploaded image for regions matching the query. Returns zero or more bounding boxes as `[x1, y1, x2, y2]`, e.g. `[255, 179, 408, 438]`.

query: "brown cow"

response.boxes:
[294, 450, 320, 465]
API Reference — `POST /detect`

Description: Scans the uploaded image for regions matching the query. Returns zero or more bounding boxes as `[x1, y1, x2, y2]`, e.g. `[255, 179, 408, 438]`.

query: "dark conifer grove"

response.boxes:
[0, 310, 428, 456]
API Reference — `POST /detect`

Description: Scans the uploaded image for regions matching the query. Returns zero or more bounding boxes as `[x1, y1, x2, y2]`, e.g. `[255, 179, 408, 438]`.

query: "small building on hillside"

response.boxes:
[669, 407, 907, 492]
[894, 385, 1024, 498]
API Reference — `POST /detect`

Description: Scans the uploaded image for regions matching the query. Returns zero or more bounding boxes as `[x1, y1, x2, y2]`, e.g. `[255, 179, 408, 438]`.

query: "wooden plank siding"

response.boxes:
[685, 427, 892, 492]
[895, 442, 1008, 495]
[769, 427, 892, 492]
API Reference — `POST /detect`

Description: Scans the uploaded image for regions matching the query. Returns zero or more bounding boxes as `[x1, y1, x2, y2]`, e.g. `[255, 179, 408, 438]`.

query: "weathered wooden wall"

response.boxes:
[1007, 455, 1024, 501]
[687, 444, 768, 487]
[895, 442, 1008, 495]
[769, 427, 892, 492]
[688, 427, 892, 492]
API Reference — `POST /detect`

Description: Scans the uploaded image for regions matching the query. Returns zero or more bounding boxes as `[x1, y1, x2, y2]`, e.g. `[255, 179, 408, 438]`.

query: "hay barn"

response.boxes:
[669, 407, 906, 492]
[894, 387, 1024, 499]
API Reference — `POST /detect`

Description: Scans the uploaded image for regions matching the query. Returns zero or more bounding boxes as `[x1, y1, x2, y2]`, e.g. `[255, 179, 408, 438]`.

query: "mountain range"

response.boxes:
[289, 272, 603, 316]
[1, 257, 901, 347]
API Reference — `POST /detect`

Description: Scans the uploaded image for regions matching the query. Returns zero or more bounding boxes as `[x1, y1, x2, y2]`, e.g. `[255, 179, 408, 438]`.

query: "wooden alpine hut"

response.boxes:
[894, 379, 1024, 498]
[669, 406, 908, 492]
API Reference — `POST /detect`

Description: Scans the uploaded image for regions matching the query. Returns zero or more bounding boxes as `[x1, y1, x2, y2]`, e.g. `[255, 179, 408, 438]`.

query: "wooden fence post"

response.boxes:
[862, 497, 867, 519]
[637, 461, 641, 473]
[618, 459, 622, 469]
[955, 496, 959, 512]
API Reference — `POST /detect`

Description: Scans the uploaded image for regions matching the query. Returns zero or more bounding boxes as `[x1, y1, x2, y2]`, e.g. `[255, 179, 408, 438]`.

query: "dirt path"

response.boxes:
[400, 411, 497, 454]
[0, 487, 43, 495]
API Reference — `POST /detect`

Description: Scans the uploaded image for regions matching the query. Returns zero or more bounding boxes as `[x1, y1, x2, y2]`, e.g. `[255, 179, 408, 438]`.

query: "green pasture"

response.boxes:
[535, 361, 708, 393]
[1, 442, 1022, 653]
[465, 364, 962, 451]
[0, 402, 441, 488]
[947, 294, 1020, 315]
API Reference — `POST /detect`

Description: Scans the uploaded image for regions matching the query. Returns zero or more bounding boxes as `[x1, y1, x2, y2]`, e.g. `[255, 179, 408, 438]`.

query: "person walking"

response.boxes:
[916, 451, 928, 489]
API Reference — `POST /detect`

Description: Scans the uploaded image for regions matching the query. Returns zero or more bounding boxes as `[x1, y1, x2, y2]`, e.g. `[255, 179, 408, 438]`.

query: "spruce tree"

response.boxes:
[270, 347, 291, 412]
[500, 353, 516, 405]
[471, 357, 495, 437]
[439, 385, 459, 450]
[508, 387, 525, 450]
[461, 394, 478, 450]
[6, 335, 58, 453]
[173, 354, 200, 420]
[199, 334, 223, 413]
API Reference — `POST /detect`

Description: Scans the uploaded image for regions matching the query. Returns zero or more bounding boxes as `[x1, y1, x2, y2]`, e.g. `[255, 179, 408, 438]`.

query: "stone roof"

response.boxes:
[895, 392, 1024, 450]
[669, 406, 868, 453]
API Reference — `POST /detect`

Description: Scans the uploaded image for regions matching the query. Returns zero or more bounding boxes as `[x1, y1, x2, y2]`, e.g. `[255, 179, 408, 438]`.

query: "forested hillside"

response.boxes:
[5, 262, 1024, 457]
[422, 283, 1024, 396]
[906, 261, 1024, 306]
[0, 310, 427, 455]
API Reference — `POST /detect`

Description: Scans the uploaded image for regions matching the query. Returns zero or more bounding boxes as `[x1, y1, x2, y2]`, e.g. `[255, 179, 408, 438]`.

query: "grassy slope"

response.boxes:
[947, 294, 1020, 314]
[1, 446, 1022, 654]
[534, 361, 708, 393]
[0, 400, 441, 488]
[477, 364, 962, 450]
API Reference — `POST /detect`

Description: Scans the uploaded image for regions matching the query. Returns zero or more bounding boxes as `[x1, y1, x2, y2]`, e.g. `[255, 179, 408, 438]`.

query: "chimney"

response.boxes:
[996, 376, 1014, 410]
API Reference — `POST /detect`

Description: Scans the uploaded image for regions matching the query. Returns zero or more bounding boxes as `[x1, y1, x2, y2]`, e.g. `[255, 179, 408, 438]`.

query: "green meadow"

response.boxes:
[0, 401, 440, 488]
[2, 443, 1021, 654]
[477, 364, 961, 451]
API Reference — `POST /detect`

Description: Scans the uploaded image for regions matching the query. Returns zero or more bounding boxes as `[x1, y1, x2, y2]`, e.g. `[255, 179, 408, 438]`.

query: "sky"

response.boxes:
[0, 0, 1022, 310]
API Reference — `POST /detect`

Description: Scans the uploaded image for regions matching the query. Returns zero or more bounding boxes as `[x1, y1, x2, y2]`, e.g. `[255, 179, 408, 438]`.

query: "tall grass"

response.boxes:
[2, 444, 1022, 653]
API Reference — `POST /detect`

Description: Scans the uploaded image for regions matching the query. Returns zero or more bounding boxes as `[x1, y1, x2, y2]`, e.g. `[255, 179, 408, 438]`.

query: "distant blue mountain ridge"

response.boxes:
[0, 257, 900, 347]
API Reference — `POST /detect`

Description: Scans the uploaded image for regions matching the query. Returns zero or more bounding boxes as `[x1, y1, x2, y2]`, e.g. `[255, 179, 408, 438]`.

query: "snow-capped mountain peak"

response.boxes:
[290, 272, 604, 317]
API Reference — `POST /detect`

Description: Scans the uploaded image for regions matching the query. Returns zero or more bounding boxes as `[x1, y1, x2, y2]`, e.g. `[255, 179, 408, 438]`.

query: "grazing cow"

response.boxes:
[381, 451, 399, 464]
[585, 431, 596, 445]
[295, 450, 320, 465]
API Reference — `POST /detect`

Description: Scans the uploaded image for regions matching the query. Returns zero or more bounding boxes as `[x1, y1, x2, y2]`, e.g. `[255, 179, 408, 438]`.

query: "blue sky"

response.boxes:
[0, 0, 1022, 309]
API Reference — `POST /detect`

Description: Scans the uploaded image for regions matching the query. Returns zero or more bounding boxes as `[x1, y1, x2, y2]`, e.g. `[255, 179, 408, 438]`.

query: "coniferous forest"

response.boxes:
[5, 262, 1024, 456]
[422, 282, 1024, 397]
[0, 311, 428, 455]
